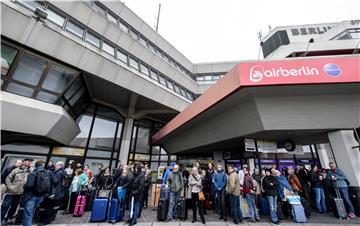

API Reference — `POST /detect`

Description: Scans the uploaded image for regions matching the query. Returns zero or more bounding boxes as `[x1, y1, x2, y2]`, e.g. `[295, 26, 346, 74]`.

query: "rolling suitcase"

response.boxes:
[277, 201, 285, 220]
[332, 188, 347, 219]
[291, 204, 307, 223]
[259, 197, 269, 215]
[177, 197, 187, 220]
[90, 198, 108, 222]
[118, 197, 125, 221]
[108, 198, 120, 223]
[73, 195, 86, 217]
[301, 197, 311, 218]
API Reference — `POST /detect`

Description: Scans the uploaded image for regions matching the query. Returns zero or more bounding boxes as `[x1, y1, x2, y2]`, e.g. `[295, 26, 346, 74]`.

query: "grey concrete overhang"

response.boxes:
[1, 2, 191, 113]
[159, 83, 360, 154]
[1, 92, 80, 145]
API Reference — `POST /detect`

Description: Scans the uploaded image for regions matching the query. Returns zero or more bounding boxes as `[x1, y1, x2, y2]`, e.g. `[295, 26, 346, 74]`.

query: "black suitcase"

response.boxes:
[157, 199, 169, 221]
[332, 188, 348, 219]
[85, 187, 97, 211]
[301, 197, 311, 218]
[177, 197, 187, 220]
[349, 186, 360, 216]
[277, 201, 285, 220]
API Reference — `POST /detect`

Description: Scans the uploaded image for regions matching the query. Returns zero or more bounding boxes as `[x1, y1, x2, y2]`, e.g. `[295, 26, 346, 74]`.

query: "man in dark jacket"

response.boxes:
[143, 169, 152, 209]
[128, 164, 145, 226]
[262, 169, 280, 225]
[213, 163, 227, 221]
[166, 164, 184, 221]
[23, 160, 53, 226]
[309, 164, 326, 214]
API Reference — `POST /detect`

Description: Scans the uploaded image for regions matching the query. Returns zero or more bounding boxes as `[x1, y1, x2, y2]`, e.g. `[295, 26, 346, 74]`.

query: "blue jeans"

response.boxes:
[266, 195, 278, 223]
[23, 196, 44, 226]
[167, 190, 180, 220]
[129, 196, 141, 224]
[313, 188, 326, 213]
[229, 194, 243, 223]
[245, 194, 260, 221]
[1, 194, 21, 220]
[338, 187, 355, 214]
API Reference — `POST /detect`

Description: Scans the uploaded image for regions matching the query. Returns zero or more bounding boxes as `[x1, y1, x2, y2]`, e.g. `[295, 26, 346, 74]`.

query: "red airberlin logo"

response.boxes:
[249, 65, 320, 82]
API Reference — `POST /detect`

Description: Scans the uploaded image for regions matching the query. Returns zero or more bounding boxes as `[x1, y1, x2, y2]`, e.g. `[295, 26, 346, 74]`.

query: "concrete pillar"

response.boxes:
[328, 130, 360, 187]
[317, 144, 330, 169]
[118, 117, 134, 165]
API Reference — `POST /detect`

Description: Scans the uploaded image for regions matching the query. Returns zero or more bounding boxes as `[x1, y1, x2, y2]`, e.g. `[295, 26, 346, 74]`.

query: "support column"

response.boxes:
[328, 130, 360, 187]
[118, 117, 134, 165]
[317, 144, 330, 168]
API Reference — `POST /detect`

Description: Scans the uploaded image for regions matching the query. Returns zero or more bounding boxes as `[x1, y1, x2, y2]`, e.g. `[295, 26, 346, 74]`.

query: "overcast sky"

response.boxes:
[122, 0, 359, 63]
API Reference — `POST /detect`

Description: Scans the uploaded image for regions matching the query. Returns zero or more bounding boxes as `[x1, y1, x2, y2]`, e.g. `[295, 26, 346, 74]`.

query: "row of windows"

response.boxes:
[196, 73, 224, 82]
[332, 28, 360, 40]
[83, 1, 195, 80]
[1, 42, 81, 105]
[15, 1, 195, 101]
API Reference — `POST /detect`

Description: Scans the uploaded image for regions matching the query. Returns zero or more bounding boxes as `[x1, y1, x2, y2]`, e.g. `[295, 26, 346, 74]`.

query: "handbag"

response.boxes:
[98, 189, 111, 198]
[198, 191, 205, 201]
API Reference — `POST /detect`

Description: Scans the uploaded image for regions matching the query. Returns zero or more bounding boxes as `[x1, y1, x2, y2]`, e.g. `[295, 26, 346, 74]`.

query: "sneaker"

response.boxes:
[219, 216, 223, 220]
[348, 212, 356, 218]
[272, 221, 280, 225]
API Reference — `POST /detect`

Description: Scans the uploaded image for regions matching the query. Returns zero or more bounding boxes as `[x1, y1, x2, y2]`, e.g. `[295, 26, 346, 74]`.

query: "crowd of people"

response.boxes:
[0, 157, 357, 226]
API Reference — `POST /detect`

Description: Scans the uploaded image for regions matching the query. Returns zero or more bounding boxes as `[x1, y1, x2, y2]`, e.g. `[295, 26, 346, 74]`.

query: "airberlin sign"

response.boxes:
[240, 56, 359, 86]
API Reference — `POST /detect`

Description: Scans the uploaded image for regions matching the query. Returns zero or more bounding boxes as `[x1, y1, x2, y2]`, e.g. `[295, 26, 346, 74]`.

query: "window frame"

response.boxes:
[65, 20, 85, 39]
[85, 30, 101, 48]
[102, 41, 115, 56]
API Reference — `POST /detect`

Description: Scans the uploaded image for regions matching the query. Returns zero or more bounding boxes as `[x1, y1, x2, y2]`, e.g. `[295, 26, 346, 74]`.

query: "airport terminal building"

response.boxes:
[1, 0, 359, 192]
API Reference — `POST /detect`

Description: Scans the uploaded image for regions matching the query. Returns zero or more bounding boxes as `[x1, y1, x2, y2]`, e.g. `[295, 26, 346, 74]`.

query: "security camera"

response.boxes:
[34, 7, 48, 21]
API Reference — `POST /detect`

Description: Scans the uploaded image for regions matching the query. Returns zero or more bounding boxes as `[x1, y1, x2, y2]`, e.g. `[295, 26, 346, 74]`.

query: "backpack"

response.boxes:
[34, 170, 52, 196]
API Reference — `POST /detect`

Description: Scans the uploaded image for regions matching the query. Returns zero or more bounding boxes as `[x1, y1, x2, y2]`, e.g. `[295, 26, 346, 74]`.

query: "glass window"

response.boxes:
[94, 3, 106, 16]
[156, 48, 163, 58]
[69, 87, 85, 106]
[46, 8, 65, 27]
[150, 70, 158, 81]
[140, 63, 149, 76]
[107, 13, 118, 25]
[18, 0, 42, 11]
[135, 127, 150, 154]
[1, 43, 18, 76]
[6, 83, 34, 97]
[129, 57, 139, 70]
[139, 36, 147, 47]
[2, 143, 49, 154]
[159, 75, 166, 86]
[205, 75, 212, 81]
[166, 80, 174, 90]
[87, 149, 112, 158]
[180, 88, 186, 97]
[102, 42, 114, 56]
[152, 146, 160, 154]
[350, 30, 360, 39]
[173, 83, 180, 93]
[117, 49, 127, 63]
[70, 114, 93, 147]
[84, 159, 110, 175]
[148, 44, 156, 53]
[89, 116, 117, 149]
[160, 148, 167, 155]
[64, 78, 81, 100]
[42, 64, 75, 94]
[114, 122, 123, 150]
[12, 53, 47, 86]
[130, 126, 137, 151]
[130, 29, 138, 40]
[36, 91, 58, 103]
[66, 21, 84, 39]
[186, 91, 193, 101]
[86, 32, 100, 48]
[197, 76, 204, 81]
[213, 75, 220, 80]
[119, 21, 129, 33]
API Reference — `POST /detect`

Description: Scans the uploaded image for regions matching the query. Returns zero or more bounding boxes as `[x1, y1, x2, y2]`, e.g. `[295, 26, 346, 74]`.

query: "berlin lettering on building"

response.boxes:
[291, 26, 333, 36]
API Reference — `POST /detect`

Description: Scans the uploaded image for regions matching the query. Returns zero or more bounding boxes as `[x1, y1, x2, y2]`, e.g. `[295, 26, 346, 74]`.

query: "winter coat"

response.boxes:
[131, 172, 145, 201]
[262, 175, 279, 197]
[327, 168, 348, 188]
[69, 173, 88, 195]
[253, 173, 262, 186]
[2, 165, 16, 183]
[278, 175, 293, 200]
[167, 171, 184, 193]
[242, 174, 253, 194]
[213, 169, 227, 191]
[5, 167, 30, 195]
[288, 174, 302, 192]
[226, 171, 240, 196]
[53, 168, 66, 200]
[309, 171, 324, 188]
[97, 175, 113, 190]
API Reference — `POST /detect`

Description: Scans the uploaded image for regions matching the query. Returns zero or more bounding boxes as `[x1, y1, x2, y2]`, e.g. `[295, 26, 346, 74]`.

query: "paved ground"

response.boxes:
[7, 207, 358, 226]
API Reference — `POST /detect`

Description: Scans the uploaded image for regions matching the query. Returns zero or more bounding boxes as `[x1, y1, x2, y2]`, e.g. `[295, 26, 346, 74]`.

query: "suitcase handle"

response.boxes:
[335, 187, 342, 199]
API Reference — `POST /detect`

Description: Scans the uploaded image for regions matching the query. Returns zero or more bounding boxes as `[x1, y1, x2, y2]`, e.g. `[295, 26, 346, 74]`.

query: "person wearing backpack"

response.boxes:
[22, 160, 53, 226]
[1, 158, 32, 224]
